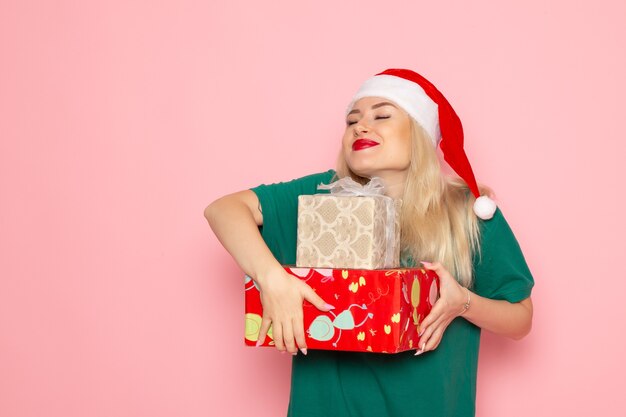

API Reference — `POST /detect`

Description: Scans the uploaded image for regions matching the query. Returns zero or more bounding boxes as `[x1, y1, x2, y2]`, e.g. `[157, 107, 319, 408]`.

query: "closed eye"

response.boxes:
[346, 115, 390, 126]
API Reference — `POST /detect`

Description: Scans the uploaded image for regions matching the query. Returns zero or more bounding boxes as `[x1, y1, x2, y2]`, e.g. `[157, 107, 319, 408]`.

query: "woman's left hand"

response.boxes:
[415, 261, 469, 355]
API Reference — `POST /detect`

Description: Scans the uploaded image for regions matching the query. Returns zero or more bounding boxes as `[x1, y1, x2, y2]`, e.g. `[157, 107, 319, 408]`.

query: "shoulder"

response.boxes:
[250, 169, 336, 198]
[248, 169, 336, 220]
[248, 170, 337, 245]
[477, 207, 517, 244]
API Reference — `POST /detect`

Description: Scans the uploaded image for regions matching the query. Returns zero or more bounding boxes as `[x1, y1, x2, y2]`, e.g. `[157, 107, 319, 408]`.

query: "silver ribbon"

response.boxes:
[317, 176, 386, 196]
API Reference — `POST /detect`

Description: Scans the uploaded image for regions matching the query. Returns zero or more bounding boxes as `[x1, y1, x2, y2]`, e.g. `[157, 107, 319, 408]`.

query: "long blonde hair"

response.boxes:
[336, 118, 490, 288]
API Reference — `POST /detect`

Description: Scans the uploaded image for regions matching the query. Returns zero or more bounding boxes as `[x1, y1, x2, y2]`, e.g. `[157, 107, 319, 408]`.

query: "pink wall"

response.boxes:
[1, 1, 624, 416]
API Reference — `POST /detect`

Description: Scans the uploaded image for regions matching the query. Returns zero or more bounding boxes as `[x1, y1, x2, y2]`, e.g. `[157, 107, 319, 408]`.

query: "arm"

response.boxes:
[415, 261, 532, 355]
[461, 291, 532, 340]
[204, 191, 333, 355]
[204, 190, 281, 282]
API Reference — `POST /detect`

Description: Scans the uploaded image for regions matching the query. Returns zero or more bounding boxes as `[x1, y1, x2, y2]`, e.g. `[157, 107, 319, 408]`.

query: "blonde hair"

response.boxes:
[336, 118, 491, 288]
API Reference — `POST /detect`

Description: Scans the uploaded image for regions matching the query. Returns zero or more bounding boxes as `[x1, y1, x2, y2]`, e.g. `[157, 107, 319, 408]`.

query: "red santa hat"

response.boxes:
[346, 68, 496, 220]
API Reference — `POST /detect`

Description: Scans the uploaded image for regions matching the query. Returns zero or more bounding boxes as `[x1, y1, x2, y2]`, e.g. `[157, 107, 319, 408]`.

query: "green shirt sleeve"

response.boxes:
[471, 208, 535, 303]
[249, 170, 336, 265]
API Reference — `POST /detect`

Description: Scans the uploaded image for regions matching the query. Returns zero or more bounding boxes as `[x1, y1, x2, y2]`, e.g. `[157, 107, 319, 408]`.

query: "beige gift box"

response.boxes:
[296, 193, 401, 269]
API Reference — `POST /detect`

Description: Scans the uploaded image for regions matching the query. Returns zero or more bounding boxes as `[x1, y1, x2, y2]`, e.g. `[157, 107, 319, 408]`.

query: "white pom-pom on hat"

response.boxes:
[473, 196, 497, 220]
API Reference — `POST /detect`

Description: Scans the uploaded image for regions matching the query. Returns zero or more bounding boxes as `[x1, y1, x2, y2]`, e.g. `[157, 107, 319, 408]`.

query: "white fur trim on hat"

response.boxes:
[346, 74, 441, 146]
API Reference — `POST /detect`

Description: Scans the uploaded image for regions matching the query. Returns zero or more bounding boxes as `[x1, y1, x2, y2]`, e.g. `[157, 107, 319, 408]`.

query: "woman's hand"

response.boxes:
[206, 191, 334, 355]
[415, 261, 469, 355]
[206, 191, 337, 354]
[256, 265, 334, 356]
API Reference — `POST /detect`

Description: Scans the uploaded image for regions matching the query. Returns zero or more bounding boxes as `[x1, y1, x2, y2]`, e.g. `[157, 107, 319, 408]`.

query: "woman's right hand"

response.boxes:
[205, 191, 333, 354]
[256, 265, 335, 355]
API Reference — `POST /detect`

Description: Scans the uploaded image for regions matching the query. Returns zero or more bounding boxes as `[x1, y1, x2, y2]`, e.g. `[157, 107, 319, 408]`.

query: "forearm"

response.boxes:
[461, 292, 533, 340]
[205, 196, 281, 286]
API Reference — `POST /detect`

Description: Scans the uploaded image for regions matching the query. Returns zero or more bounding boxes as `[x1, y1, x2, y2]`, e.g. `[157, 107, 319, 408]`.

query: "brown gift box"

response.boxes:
[296, 193, 401, 269]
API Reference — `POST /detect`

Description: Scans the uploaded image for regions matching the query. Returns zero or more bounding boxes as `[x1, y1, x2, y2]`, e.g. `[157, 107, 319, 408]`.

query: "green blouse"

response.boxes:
[251, 170, 534, 417]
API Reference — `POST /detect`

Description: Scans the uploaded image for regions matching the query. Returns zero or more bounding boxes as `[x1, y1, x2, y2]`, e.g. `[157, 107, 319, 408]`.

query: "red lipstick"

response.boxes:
[352, 139, 380, 151]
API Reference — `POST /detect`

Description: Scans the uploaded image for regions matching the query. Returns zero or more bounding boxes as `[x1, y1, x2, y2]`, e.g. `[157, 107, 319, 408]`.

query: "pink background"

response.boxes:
[1, 1, 624, 416]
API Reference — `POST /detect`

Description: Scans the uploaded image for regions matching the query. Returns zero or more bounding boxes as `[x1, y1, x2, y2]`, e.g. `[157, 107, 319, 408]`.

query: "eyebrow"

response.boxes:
[348, 101, 397, 115]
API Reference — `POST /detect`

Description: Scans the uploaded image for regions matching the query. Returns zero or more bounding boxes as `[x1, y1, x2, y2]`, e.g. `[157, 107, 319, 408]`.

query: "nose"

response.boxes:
[353, 121, 369, 136]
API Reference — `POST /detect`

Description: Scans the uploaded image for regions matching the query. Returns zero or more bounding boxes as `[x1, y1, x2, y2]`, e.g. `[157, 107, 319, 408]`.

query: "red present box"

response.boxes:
[244, 266, 439, 353]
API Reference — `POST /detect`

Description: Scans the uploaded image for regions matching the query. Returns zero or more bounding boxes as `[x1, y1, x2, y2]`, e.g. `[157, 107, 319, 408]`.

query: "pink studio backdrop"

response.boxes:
[1, 1, 624, 416]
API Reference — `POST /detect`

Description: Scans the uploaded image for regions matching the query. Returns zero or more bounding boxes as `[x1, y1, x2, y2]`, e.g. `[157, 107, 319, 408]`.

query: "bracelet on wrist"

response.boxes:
[460, 287, 471, 316]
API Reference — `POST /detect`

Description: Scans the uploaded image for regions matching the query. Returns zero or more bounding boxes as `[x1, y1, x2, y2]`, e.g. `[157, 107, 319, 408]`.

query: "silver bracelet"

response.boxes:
[460, 288, 471, 315]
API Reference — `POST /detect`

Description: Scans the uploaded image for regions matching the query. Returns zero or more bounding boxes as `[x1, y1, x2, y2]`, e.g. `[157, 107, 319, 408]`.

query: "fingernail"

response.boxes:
[421, 342, 426, 351]
[324, 303, 336, 310]
[414, 350, 423, 356]
[281, 350, 286, 354]
[418, 329, 424, 337]
[291, 351, 297, 356]
[255, 340, 262, 347]
[420, 261, 432, 267]
[300, 348, 308, 355]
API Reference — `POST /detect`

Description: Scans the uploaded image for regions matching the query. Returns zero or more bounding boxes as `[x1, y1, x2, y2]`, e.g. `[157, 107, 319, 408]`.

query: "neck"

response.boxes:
[376, 173, 406, 199]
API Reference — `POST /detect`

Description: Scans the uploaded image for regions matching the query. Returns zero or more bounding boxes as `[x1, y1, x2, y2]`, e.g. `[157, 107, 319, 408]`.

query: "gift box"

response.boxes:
[244, 266, 439, 353]
[296, 178, 401, 269]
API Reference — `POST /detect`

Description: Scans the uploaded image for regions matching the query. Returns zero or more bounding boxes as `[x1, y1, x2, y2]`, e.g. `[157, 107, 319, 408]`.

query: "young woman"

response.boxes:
[205, 69, 534, 417]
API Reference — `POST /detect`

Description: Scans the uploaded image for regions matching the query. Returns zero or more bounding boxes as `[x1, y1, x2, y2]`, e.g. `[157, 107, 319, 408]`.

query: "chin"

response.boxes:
[346, 162, 374, 179]
[345, 154, 375, 176]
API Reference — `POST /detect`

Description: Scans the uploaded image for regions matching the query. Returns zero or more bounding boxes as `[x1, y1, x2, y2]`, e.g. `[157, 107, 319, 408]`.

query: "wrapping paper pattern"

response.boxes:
[296, 195, 401, 269]
[244, 267, 439, 353]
